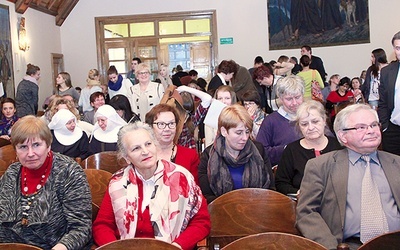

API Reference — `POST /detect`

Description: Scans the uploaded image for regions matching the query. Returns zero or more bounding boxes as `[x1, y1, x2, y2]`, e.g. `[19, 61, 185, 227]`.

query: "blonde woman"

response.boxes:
[78, 69, 102, 113]
[127, 63, 165, 120]
[156, 64, 173, 90]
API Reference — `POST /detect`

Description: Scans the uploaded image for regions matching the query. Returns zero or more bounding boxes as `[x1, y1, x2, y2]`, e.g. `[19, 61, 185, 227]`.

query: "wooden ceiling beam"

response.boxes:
[56, 0, 79, 26]
[14, 0, 33, 14]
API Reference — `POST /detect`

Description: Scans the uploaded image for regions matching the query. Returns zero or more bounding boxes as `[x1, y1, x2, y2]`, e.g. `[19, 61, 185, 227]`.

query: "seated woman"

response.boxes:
[199, 104, 272, 203]
[241, 90, 266, 139]
[89, 104, 127, 154]
[0, 98, 19, 146]
[350, 77, 365, 103]
[145, 104, 200, 183]
[0, 116, 92, 249]
[326, 77, 354, 122]
[275, 100, 342, 196]
[92, 122, 210, 250]
[48, 109, 91, 160]
[42, 97, 94, 136]
[109, 94, 140, 123]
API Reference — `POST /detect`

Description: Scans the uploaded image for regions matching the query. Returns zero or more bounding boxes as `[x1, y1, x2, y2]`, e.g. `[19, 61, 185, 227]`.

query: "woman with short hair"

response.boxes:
[275, 100, 342, 196]
[0, 115, 92, 249]
[93, 122, 210, 249]
[199, 104, 272, 203]
[127, 63, 165, 120]
[145, 104, 200, 182]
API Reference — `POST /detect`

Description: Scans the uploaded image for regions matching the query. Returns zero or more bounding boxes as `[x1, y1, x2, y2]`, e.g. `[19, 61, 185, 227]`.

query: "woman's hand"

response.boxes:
[0, 135, 10, 140]
[171, 242, 183, 249]
[246, 104, 257, 118]
[51, 243, 67, 250]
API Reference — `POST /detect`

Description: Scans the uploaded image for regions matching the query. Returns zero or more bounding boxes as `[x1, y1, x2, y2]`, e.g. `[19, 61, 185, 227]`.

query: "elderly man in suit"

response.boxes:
[296, 104, 400, 250]
[378, 31, 400, 156]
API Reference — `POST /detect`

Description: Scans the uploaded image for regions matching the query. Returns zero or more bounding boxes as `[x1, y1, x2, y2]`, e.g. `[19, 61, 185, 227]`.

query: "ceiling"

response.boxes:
[7, 0, 79, 26]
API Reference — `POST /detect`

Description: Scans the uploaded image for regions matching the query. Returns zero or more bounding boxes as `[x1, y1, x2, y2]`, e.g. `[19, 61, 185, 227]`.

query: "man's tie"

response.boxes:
[360, 155, 389, 243]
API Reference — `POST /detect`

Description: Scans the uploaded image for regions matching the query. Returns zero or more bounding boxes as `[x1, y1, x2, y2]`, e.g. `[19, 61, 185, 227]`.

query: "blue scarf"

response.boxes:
[108, 74, 123, 91]
[0, 115, 19, 136]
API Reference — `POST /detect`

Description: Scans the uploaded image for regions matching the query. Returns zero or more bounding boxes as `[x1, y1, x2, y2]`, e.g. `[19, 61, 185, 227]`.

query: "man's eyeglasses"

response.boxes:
[342, 122, 381, 132]
[153, 122, 176, 129]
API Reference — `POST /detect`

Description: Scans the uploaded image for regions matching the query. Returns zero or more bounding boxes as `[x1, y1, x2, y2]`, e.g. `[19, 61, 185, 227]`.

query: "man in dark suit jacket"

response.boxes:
[378, 31, 400, 156]
[301, 45, 327, 83]
[296, 104, 400, 250]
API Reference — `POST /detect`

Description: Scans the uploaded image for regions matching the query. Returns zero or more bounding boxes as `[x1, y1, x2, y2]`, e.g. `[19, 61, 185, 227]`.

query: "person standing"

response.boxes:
[300, 45, 327, 83]
[362, 48, 388, 108]
[378, 31, 400, 156]
[126, 57, 141, 85]
[296, 104, 400, 249]
[15, 64, 40, 117]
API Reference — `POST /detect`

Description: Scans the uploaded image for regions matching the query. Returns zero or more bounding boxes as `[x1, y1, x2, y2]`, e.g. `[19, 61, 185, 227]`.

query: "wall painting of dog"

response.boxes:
[267, 0, 369, 50]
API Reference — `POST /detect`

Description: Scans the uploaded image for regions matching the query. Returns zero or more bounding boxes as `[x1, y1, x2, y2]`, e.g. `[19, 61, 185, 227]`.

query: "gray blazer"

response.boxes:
[296, 149, 400, 249]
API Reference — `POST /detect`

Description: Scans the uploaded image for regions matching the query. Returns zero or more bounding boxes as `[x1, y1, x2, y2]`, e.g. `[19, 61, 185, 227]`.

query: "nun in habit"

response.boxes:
[48, 109, 91, 160]
[88, 104, 127, 154]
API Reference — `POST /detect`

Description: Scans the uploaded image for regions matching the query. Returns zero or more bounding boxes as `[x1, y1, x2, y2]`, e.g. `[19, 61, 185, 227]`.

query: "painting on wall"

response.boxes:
[267, 0, 370, 50]
[0, 4, 15, 98]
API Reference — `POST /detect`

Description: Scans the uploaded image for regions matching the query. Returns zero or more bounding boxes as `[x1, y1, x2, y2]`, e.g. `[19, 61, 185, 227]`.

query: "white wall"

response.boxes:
[3, 0, 400, 105]
[0, 0, 61, 110]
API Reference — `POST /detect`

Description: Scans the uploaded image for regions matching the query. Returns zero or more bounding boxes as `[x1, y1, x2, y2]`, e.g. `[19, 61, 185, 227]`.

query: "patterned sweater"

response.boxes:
[0, 153, 92, 250]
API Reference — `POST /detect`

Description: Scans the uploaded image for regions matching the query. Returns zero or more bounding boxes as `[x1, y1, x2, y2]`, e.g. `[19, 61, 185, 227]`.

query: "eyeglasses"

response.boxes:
[342, 122, 381, 132]
[153, 122, 176, 129]
[137, 71, 150, 76]
[243, 101, 256, 107]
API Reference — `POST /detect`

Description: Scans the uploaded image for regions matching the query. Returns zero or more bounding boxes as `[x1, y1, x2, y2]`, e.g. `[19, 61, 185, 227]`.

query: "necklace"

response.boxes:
[22, 166, 48, 195]
[21, 165, 49, 226]
[170, 144, 176, 162]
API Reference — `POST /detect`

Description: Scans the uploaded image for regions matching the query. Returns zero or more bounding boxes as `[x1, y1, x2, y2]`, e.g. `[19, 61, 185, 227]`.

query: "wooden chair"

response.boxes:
[83, 169, 113, 207]
[80, 151, 127, 174]
[221, 232, 327, 250]
[92, 202, 100, 222]
[357, 230, 400, 250]
[0, 243, 42, 249]
[96, 238, 181, 250]
[0, 144, 17, 165]
[0, 159, 8, 177]
[206, 188, 299, 249]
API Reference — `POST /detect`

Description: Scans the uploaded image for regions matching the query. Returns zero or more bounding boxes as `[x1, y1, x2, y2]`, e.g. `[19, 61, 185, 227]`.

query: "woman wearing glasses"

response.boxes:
[127, 63, 165, 120]
[145, 104, 200, 183]
[275, 100, 341, 196]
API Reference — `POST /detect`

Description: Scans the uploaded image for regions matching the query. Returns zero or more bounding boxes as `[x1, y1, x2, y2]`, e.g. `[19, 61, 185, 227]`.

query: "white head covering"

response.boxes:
[92, 104, 127, 143]
[48, 109, 83, 146]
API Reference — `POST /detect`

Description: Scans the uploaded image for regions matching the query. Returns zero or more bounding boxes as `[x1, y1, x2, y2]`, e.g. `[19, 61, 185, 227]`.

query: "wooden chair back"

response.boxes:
[357, 230, 400, 250]
[83, 169, 112, 207]
[221, 232, 327, 250]
[208, 188, 299, 249]
[80, 151, 127, 174]
[92, 202, 100, 222]
[96, 238, 181, 250]
[0, 159, 8, 177]
[0, 144, 17, 165]
[0, 243, 42, 249]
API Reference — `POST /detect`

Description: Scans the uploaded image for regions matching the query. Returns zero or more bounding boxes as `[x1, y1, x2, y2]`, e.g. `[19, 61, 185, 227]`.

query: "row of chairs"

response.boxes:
[1, 228, 398, 249]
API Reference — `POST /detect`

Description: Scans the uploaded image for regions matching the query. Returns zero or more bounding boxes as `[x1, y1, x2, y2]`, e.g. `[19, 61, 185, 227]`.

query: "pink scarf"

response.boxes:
[108, 160, 202, 243]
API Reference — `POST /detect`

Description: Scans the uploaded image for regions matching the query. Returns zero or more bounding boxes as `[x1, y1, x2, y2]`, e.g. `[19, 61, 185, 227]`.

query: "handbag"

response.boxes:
[311, 70, 323, 102]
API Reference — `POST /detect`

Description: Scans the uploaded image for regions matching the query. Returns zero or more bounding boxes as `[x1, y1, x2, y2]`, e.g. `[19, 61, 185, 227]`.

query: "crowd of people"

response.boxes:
[1, 31, 400, 250]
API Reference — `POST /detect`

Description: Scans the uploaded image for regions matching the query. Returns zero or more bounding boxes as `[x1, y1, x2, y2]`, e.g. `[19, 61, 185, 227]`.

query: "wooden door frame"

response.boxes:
[95, 10, 218, 79]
